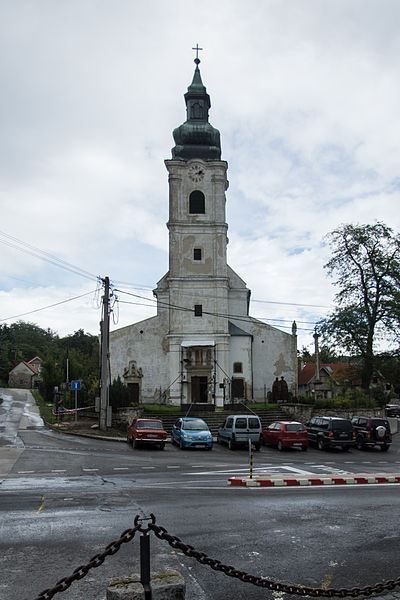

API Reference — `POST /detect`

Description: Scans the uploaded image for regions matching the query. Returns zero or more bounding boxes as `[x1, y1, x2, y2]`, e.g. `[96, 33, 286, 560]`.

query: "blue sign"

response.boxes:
[71, 380, 81, 391]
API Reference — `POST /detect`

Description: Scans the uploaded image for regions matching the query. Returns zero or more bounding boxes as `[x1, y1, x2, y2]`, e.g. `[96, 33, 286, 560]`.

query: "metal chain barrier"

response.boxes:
[33, 521, 141, 600]
[148, 519, 400, 598]
[33, 514, 400, 599]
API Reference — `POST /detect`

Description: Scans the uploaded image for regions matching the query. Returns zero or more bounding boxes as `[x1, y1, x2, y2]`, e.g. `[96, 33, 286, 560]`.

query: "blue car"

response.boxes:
[171, 417, 213, 450]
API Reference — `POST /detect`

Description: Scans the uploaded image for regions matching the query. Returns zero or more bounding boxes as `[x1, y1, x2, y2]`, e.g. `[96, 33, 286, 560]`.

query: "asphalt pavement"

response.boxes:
[2, 388, 400, 600]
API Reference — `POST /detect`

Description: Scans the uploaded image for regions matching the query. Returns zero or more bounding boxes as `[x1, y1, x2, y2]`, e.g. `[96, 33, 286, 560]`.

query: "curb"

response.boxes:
[228, 473, 400, 487]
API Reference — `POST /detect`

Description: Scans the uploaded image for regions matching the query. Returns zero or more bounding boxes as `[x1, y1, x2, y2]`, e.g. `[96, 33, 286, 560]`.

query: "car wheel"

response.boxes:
[159, 442, 165, 450]
[301, 445, 308, 451]
[133, 439, 139, 449]
[207, 445, 213, 451]
[356, 436, 364, 450]
[381, 443, 389, 452]
[255, 442, 261, 451]
[179, 439, 184, 449]
[277, 440, 284, 451]
[317, 437, 325, 451]
[228, 439, 236, 450]
[127, 435, 132, 445]
[342, 446, 350, 452]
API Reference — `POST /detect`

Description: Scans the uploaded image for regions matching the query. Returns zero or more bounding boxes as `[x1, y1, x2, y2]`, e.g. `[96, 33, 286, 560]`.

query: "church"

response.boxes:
[110, 57, 298, 408]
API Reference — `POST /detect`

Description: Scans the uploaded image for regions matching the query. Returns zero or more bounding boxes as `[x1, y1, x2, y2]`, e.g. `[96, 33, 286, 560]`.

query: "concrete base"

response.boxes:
[107, 570, 185, 599]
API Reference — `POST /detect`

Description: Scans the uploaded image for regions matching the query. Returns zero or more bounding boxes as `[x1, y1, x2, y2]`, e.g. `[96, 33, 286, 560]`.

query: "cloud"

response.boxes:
[1, 0, 399, 354]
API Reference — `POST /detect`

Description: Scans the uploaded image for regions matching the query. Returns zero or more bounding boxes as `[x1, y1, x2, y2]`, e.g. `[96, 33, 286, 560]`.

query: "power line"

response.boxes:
[0, 230, 99, 283]
[118, 299, 317, 325]
[0, 290, 97, 323]
[114, 281, 332, 311]
[115, 289, 316, 331]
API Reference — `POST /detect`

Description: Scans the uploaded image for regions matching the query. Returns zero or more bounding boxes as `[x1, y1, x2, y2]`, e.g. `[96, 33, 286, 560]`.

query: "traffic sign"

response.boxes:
[71, 380, 81, 391]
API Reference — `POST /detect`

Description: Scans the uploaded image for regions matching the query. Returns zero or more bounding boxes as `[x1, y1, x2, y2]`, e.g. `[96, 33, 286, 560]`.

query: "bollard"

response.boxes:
[140, 532, 152, 600]
[249, 441, 254, 479]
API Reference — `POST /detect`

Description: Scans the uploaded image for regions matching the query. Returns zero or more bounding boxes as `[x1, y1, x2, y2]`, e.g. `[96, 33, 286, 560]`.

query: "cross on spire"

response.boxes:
[192, 43, 203, 64]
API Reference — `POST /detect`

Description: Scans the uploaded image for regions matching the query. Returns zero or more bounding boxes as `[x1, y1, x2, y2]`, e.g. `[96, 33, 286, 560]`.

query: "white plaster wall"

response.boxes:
[109, 315, 170, 402]
[229, 335, 252, 398]
[250, 320, 296, 399]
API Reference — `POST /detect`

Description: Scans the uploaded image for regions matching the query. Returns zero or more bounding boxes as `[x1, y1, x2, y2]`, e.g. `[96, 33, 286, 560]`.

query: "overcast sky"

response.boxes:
[1, 0, 399, 353]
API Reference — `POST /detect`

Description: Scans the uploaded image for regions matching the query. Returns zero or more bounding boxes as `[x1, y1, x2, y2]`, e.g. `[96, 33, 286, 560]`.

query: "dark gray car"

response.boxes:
[306, 416, 355, 451]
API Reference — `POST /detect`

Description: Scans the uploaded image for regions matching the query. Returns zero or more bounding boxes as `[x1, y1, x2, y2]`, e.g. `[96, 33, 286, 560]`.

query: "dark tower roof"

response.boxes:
[171, 59, 221, 161]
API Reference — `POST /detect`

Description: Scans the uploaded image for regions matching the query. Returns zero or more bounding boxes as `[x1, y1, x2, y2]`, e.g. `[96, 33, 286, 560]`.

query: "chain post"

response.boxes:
[137, 516, 153, 600]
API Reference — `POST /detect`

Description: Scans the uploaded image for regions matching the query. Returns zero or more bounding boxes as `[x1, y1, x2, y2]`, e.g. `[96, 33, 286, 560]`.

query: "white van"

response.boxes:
[217, 414, 262, 450]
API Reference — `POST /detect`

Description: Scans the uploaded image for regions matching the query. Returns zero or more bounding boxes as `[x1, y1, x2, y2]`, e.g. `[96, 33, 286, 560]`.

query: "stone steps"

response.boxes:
[142, 405, 291, 436]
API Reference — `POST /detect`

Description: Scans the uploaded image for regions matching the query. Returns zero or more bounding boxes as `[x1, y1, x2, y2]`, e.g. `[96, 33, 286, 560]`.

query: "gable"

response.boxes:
[10, 362, 36, 376]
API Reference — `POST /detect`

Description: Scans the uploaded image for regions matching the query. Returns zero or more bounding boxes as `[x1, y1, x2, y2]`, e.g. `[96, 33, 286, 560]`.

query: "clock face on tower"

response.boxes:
[188, 163, 205, 182]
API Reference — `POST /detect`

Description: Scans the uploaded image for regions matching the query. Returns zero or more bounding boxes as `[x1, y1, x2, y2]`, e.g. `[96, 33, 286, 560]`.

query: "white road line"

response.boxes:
[82, 468, 99, 472]
[142, 467, 155, 470]
[18, 471, 35, 474]
[187, 465, 315, 476]
[113, 467, 129, 471]
[167, 466, 180, 469]
[51, 470, 66, 473]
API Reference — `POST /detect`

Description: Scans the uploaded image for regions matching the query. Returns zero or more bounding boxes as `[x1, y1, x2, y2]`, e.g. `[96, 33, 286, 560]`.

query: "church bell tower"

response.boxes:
[156, 56, 231, 407]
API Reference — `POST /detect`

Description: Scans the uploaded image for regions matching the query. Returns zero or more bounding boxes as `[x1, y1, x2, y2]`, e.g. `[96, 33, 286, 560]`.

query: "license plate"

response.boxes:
[147, 434, 158, 438]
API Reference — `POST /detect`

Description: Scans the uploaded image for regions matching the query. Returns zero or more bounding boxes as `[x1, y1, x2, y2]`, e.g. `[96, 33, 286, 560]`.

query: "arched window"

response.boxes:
[189, 190, 205, 214]
[190, 102, 204, 120]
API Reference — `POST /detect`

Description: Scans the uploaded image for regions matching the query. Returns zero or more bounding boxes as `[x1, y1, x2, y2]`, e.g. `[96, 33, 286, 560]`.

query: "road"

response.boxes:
[1, 388, 400, 600]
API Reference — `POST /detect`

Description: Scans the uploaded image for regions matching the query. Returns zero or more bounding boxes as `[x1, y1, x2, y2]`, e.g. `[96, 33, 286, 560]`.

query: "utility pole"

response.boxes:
[99, 276, 110, 430]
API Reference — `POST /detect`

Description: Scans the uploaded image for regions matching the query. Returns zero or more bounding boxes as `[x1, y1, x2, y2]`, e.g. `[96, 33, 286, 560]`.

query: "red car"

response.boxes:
[261, 421, 309, 451]
[127, 418, 167, 450]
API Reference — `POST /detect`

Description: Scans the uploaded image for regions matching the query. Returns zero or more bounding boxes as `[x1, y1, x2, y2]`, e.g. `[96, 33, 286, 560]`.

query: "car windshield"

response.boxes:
[138, 420, 162, 429]
[286, 423, 304, 432]
[331, 420, 352, 431]
[248, 418, 260, 429]
[184, 419, 208, 431]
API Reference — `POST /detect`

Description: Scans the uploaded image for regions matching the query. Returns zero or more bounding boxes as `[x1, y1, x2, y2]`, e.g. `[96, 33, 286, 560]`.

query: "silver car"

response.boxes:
[217, 414, 262, 450]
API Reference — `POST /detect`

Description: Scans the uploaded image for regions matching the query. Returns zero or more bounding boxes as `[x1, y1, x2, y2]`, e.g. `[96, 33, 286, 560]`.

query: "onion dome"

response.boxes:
[172, 58, 221, 161]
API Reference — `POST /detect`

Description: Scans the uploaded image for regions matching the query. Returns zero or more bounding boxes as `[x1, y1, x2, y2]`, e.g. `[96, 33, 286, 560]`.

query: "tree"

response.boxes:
[317, 222, 400, 390]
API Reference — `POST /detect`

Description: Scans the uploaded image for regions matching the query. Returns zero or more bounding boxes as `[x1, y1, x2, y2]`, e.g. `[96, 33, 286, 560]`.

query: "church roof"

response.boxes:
[171, 58, 221, 161]
[229, 321, 251, 337]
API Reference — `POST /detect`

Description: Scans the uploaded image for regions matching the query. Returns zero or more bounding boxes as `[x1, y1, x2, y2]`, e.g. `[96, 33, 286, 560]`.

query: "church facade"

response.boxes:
[110, 59, 298, 408]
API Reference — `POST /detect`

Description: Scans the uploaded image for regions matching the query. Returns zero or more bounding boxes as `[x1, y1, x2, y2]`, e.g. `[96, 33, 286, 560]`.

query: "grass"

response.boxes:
[140, 402, 280, 413]
[141, 404, 181, 413]
[32, 390, 74, 425]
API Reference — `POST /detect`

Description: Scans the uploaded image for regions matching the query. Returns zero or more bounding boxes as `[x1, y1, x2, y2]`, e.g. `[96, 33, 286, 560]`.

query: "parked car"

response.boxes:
[351, 416, 392, 451]
[385, 404, 400, 418]
[127, 418, 167, 450]
[217, 414, 262, 450]
[261, 421, 309, 451]
[305, 416, 355, 451]
[171, 417, 213, 450]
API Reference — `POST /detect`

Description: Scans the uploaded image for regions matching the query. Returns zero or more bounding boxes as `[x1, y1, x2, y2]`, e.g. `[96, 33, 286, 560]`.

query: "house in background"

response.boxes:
[8, 356, 42, 389]
[298, 363, 358, 400]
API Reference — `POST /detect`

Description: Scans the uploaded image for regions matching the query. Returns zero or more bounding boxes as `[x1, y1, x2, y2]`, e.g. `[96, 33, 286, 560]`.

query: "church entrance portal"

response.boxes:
[231, 378, 244, 400]
[191, 376, 208, 403]
[128, 382, 139, 404]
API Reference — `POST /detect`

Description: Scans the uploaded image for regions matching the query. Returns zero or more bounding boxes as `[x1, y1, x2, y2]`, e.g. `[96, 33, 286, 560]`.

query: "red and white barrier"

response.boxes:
[228, 473, 400, 487]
